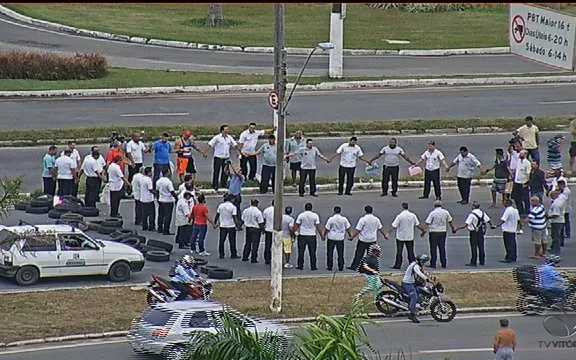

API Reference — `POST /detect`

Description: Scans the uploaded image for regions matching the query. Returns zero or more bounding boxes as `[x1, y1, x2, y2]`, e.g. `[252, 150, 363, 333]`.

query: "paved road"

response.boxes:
[1, 84, 575, 131]
[0, 15, 562, 76]
[1, 314, 573, 360]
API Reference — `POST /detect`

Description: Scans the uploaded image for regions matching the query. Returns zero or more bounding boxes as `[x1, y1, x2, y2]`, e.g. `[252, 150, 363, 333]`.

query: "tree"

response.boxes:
[0, 177, 23, 219]
[206, 4, 224, 27]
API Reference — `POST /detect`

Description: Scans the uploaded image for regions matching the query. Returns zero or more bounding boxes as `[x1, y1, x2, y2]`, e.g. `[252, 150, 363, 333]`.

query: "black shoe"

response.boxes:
[408, 314, 421, 324]
[389, 266, 401, 269]
[251, 260, 258, 264]
[479, 263, 485, 266]
[296, 267, 304, 270]
[337, 193, 343, 196]
[299, 194, 304, 197]
[311, 194, 318, 197]
[465, 263, 477, 267]
[327, 267, 333, 271]
[459, 200, 469, 205]
[231, 256, 241, 259]
[242, 258, 249, 262]
[392, 193, 398, 197]
[147, 228, 155, 232]
[338, 267, 344, 271]
[381, 193, 387, 197]
[311, 267, 318, 271]
[346, 266, 356, 270]
[345, 193, 352, 196]
[219, 256, 225, 259]
[265, 262, 270, 265]
[418, 196, 429, 199]
[441, 265, 447, 269]
[178, 245, 187, 249]
[141, 227, 148, 231]
[436, 197, 442, 201]
[157, 230, 163, 234]
[429, 265, 436, 268]
[499, 259, 513, 263]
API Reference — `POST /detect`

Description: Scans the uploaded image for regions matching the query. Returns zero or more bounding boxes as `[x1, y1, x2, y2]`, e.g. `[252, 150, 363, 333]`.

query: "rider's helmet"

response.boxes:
[545, 254, 562, 267]
[181, 254, 196, 268]
[416, 254, 430, 265]
[368, 244, 381, 256]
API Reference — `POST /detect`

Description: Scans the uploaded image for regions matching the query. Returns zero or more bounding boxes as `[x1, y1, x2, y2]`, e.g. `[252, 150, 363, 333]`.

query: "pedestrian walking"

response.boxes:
[494, 199, 521, 263]
[513, 115, 540, 163]
[55, 149, 78, 197]
[347, 205, 388, 270]
[174, 130, 206, 183]
[131, 166, 145, 226]
[547, 191, 565, 254]
[547, 134, 565, 173]
[285, 130, 306, 187]
[323, 206, 352, 271]
[138, 167, 157, 231]
[226, 162, 245, 214]
[250, 134, 277, 194]
[511, 150, 531, 216]
[482, 148, 510, 208]
[414, 141, 448, 201]
[156, 169, 178, 235]
[262, 200, 275, 265]
[189, 194, 215, 256]
[369, 138, 414, 197]
[528, 160, 546, 203]
[424, 200, 455, 268]
[108, 155, 130, 218]
[238, 122, 275, 181]
[152, 133, 173, 185]
[81, 146, 105, 208]
[389, 203, 426, 269]
[446, 146, 482, 204]
[42, 145, 57, 196]
[175, 192, 194, 249]
[214, 194, 241, 259]
[206, 125, 242, 191]
[281, 206, 296, 268]
[521, 196, 548, 259]
[293, 203, 323, 270]
[329, 137, 371, 196]
[453, 201, 494, 267]
[556, 178, 571, 240]
[493, 318, 517, 360]
[286, 139, 330, 197]
[125, 132, 150, 189]
[61, 141, 82, 197]
[241, 199, 265, 263]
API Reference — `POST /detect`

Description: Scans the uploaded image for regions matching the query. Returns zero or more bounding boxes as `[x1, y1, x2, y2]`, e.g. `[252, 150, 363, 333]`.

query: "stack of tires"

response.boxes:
[14, 194, 54, 215]
[47, 196, 100, 220]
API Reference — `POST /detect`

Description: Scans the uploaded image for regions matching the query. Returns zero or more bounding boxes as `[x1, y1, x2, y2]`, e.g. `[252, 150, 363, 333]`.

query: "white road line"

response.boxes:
[418, 347, 492, 354]
[539, 100, 576, 105]
[0, 339, 127, 355]
[120, 112, 189, 117]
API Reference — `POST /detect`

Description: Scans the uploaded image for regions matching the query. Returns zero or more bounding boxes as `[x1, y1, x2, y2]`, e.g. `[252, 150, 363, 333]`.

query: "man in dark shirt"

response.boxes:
[355, 244, 382, 302]
[482, 149, 510, 208]
[529, 160, 546, 203]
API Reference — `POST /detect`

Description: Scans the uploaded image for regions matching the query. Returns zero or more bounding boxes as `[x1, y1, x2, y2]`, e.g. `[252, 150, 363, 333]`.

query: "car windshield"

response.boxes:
[141, 308, 175, 326]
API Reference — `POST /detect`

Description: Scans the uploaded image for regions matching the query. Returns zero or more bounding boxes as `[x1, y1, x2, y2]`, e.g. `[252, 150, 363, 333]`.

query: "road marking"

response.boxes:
[539, 100, 576, 105]
[0, 339, 127, 355]
[120, 112, 189, 117]
[418, 347, 492, 354]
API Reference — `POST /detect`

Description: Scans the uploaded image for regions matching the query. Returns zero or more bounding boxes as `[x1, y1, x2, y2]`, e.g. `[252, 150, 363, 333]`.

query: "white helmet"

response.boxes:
[181, 254, 196, 267]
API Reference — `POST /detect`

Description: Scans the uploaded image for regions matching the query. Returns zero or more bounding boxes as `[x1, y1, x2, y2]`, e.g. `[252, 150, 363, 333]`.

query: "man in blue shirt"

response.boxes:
[226, 162, 246, 215]
[153, 132, 173, 184]
[169, 255, 199, 300]
[538, 255, 569, 306]
[42, 145, 58, 196]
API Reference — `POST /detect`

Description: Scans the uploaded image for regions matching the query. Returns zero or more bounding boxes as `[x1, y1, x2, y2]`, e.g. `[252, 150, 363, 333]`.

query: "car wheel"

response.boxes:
[14, 202, 29, 211]
[48, 209, 66, 219]
[25, 205, 49, 214]
[85, 219, 104, 231]
[15, 266, 40, 286]
[120, 236, 142, 248]
[146, 239, 174, 254]
[200, 265, 219, 274]
[97, 225, 117, 235]
[102, 218, 123, 228]
[60, 212, 84, 222]
[145, 250, 171, 262]
[165, 345, 188, 360]
[108, 261, 131, 282]
[80, 207, 100, 217]
[194, 258, 208, 266]
[30, 195, 54, 209]
[207, 267, 233, 280]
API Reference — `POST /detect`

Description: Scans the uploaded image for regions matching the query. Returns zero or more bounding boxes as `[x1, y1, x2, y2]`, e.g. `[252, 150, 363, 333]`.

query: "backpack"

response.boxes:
[473, 211, 487, 235]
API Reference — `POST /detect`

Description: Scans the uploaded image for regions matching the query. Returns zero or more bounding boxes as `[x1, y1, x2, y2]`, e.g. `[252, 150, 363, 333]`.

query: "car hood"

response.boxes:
[100, 240, 143, 257]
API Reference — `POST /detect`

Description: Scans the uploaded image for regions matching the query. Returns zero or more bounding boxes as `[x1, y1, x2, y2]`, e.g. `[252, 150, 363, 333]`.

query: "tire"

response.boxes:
[146, 239, 174, 253]
[110, 229, 138, 241]
[30, 194, 53, 209]
[54, 202, 82, 213]
[165, 345, 187, 360]
[375, 290, 401, 316]
[15, 266, 40, 286]
[97, 225, 117, 235]
[195, 258, 208, 267]
[145, 250, 171, 262]
[14, 202, 29, 211]
[200, 265, 219, 274]
[139, 244, 162, 254]
[108, 261, 131, 282]
[60, 219, 89, 232]
[207, 267, 233, 280]
[59, 212, 84, 222]
[120, 236, 142, 248]
[429, 299, 457, 322]
[515, 294, 544, 316]
[102, 218, 123, 228]
[81, 207, 100, 217]
[86, 220, 103, 231]
[48, 209, 65, 219]
[25, 205, 49, 214]
[61, 195, 84, 207]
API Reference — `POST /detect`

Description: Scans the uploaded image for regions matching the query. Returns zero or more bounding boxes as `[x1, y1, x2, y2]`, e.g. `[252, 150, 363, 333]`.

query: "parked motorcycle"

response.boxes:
[375, 276, 457, 322]
[146, 273, 213, 305]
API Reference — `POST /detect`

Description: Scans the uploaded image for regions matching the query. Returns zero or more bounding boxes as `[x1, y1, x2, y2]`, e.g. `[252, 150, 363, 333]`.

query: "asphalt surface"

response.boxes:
[2, 84, 576, 131]
[0, 15, 562, 76]
[1, 314, 573, 360]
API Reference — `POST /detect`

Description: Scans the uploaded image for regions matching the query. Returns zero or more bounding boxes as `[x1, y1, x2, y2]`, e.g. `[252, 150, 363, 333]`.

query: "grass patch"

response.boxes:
[7, 4, 576, 50]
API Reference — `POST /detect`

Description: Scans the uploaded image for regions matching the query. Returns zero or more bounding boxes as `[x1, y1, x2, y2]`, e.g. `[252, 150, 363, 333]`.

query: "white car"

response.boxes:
[0, 224, 145, 286]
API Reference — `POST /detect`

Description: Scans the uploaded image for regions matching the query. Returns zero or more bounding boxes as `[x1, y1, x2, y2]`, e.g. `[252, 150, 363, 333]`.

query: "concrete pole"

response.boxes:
[270, 3, 286, 314]
[329, 3, 344, 78]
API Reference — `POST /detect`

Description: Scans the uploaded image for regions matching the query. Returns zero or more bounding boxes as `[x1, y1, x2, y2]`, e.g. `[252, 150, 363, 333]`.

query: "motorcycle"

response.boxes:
[146, 273, 213, 305]
[375, 275, 457, 322]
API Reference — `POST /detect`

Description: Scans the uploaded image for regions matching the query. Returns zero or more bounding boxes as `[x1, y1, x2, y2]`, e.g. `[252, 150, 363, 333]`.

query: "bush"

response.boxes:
[0, 50, 107, 81]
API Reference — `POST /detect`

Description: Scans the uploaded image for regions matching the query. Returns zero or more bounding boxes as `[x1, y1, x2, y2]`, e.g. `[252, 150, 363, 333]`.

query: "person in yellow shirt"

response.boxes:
[493, 318, 517, 360]
[513, 116, 540, 165]
[569, 119, 576, 175]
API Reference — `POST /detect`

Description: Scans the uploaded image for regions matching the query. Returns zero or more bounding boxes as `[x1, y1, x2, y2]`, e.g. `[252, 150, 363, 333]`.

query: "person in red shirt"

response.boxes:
[106, 141, 132, 173]
[189, 194, 216, 256]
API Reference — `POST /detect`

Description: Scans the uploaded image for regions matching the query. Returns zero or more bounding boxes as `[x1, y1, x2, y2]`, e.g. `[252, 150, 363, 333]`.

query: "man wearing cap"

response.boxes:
[174, 130, 206, 184]
[414, 140, 448, 201]
[206, 125, 242, 191]
[329, 136, 371, 196]
[446, 146, 482, 205]
[424, 200, 455, 268]
[369, 138, 415, 197]
[238, 122, 276, 182]
[152, 133, 173, 185]
[513, 116, 540, 164]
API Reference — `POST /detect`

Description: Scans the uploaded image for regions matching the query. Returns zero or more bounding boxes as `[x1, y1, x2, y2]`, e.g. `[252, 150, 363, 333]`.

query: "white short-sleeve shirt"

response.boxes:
[208, 134, 237, 159]
[325, 214, 351, 241]
[355, 214, 383, 242]
[138, 176, 155, 203]
[425, 207, 453, 233]
[81, 155, 102, 178]
[500, 206, 520, 233]
[239, 129, 265, 152]
[62, 149, 81, 165]
[126, 140, 147, 164]
[336, 143, 364, 168]
[391, 210, 420, 241]
[379, 146, 405, 167]
[107, 163, 124, 192]
[421, 149, 445, 171]
[453, 153, 481, 178]
[465, 209, 491, 231]
[156, 177, 175, 203]
[263, 206, 275, 232]
[55, 155, 77, 180]
[296, 210, 320, 236]
[217, 202, 237, 228]
[242, 206, 264, 228]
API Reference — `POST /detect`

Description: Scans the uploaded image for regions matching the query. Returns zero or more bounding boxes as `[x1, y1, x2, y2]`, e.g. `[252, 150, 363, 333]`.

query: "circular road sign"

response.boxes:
[268, 91, 280, 110]
[512, 14, 526, 44]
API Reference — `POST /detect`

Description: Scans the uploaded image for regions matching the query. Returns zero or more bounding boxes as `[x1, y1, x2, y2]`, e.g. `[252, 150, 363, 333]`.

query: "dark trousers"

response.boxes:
[212, 157, 229, 190]
[71, 180, 79, 197]
[264, 231, 273, 265]
[240, 155, 257, 181]
[219, 227, 238, 258]
[57, 179, 74, 196]
[134, 200, 142, 225]
[128, 163, 143, 184]
[109, 188, 124, 217]
[299, 169, 317, 196]
[176, 224, 193, 248]
[43, 177, 56, 196]
[140, 202, 156, 231]
[85, 176, 101, 208]
[260, 165, 275, 194]
[338, 166, 355, 195]
[423, 169, 441, 199]
[349, 240, 375, 270]
[502, 232, 517, 262]
[393, 240, 415, 268]
[327, 239, 345, 270]
[468, 231, 485, 265]
[157, 202, 174, 233]
[551, 223, 564, 254]
[297, 235, 318, 270]
[564, 213, 571, 239]
[512, 183, 530, 215]
[153, 163, 170, 185]
[242, 227, 262, 262]
[428, 232, 447, 268]
[382, 165, 399, 196]
[190, 224, 208, 252]
[457, 177, 472, 202]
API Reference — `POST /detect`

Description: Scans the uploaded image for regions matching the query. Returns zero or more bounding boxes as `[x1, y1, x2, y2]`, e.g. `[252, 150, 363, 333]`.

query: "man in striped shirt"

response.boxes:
[522, 196, 548, 259]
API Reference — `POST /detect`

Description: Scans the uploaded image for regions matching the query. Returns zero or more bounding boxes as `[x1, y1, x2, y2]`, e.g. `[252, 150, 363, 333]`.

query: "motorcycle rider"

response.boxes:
[169, 254, 200, 301]
[538, 255, 569, 308]
[355, 244, 382, 302]
[402, 254, 431, 323]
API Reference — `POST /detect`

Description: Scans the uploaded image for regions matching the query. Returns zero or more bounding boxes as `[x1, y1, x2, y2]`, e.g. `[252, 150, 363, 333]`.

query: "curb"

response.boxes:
[0, 5, 511, 57]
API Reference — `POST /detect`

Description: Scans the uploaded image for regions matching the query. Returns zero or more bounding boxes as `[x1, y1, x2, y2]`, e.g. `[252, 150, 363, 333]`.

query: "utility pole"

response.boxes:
[329, 3, 344, 78]
[270, 3, 286, 314]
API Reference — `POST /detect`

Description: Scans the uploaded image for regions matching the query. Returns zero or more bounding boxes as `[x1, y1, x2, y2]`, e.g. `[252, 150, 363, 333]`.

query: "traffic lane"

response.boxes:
[7, 131, 573, 192]
[2, 84, 575, 131]
[1, 187, 575, 291]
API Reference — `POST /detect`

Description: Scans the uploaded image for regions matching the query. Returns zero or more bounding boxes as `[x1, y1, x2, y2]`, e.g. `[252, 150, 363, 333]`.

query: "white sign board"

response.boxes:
[509, 4, 576, 71]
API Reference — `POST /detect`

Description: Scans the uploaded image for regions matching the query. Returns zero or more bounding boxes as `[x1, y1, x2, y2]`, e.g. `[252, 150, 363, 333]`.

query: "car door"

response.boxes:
[57, 233, 105, 276]
[20, 234, 59, 277]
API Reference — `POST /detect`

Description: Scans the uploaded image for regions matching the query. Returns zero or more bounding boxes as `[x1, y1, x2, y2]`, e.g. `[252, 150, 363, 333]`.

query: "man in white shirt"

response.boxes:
[556, 179, 571, 242]
[80, 146, 105, 208]
[131, 166, 145, 226]
[329, 137, 371, 196]
[513, 116, 540, 164]
[108, 155, 130, 218]
[206, 124, 242, 191]
[262, 200, 275, 265]
[347, 205, 388, 270]
[548, 191, 565, 254]
[238, 122, 275, 181]
[512, 150, 531, 216]
[293, 203, 323, 270]
[62, 141, 82, 197]
[446, 146, 482, 205]
[323, 206, 352, 271]
[424, 200, 455, 269]
[138, 167, 157, 231]
[156, 169, 178, 235]
[389, 203, 427, 269]
[454, 201, 494, 266]
[414, 140, 448, 201]
[286, 139, 330, 197]
[241, 199, 265, 263]
[369, 137, 415, 197]
[55, 149, 78, 197]
[494, 199, 521, 263]
[125, 132, 150, 185]
[214, 194, 241, 259]
[175, 192, 194, 249]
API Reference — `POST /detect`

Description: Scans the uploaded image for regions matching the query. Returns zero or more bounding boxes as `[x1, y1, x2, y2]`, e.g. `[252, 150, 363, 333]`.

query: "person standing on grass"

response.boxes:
[511, 150, 531, 216]
[493, 318, 517, 360]
[285, 130, 306, 187]
[262, 200, 275, 265]
[174, 129, 206, 183]
[156, 169, 178, 236]
[389, 203, 426, 269]
[214, 194, 242, 260]
[62, 141, 82, 197]
[329, 136, 371, 196]
[547, 191, 565, 254]
[249, 134, 277, 194]
[482, 148, 509, 208]
[493, 199, 521, 264]
[424, 200, 455, 269]
[42, 145, 58, 196]
[189, 194, 214, 256]
[206, 125, 242, 191]
[286, 139, 330, 198]
[175, 192, 194, 249]
[108, 155, 130, 218]
[556, 179, 571, 242]
[241, 198, 265, 264]
[238, 122, 276, 181]
[354, 244, 383, 303]
[293, 202, 323, 271]
[323, 206, 352, 272]
[414, 140, 448, 201]
[139, 167, 157, 232]
[453, 201, 494, 267]
[125, 132, 150, 191]
[282, 206, 296, 269]
[521, 196, 548, 259]
[81, 146, 105, 208]
[131, 166, 145, 226]
[513, 115, 540, 164]
[55, 149, 77, 197]
[152, 133, 173, 185]
[369, 138, 415, 198]
[347, 205, 388, 271]
[529, 160, 546, 203]
[446, 146, 482, 205]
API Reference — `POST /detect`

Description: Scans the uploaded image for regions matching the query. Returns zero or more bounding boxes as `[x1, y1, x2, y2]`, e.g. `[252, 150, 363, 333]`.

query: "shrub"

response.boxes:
[0, 50, 107, 81]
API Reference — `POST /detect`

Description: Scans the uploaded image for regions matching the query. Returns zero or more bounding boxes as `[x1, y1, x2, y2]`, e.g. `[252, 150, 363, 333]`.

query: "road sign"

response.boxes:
[268, 91, 280, 110]
[511, 14, 526, 44]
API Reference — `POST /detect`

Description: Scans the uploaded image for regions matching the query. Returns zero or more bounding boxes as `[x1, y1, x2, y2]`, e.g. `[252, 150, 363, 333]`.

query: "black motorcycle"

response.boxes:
[375, 276, 457, 322]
